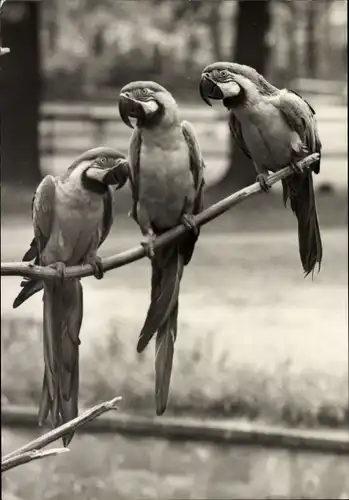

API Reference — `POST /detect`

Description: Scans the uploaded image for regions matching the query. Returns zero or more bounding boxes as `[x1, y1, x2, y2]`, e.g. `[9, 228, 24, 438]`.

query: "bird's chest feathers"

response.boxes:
[235, 101, 299, 168]
[137, 141, 194, 228]
[55, 182, 103, 228]
[139, 144, 192, 202]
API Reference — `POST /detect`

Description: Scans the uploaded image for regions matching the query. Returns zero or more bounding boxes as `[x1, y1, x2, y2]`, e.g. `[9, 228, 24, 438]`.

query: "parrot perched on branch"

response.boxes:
[12, 147, 129, 445]
[199, 62, 323, 276]
[118, 81, 205, 415]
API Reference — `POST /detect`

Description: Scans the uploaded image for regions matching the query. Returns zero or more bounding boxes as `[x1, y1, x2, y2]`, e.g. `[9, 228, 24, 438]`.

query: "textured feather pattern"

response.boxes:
[12, 186, 114, 309]
[219, 71, 322, 275]
[137, 244, 184, 352]
[155, 301, 179, 415]
[137, 244, 183, 416]
[123, 86, 204, 416]
[136, 234, 194, 414]
[271, 89, 322, 275]
[15, 161, 116, 446]
[39, 279, 83, 446]
[282, 173, 322, 276]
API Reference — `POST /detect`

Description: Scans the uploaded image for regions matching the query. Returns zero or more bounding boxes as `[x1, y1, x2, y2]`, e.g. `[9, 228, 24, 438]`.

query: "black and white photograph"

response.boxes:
[1, 0, 348, 498]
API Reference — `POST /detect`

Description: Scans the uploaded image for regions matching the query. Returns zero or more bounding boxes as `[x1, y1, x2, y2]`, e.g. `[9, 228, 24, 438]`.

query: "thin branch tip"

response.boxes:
[104, 396, 123, 410]
[31, 447, 70, 458]
[2, 395, 122, 471]
[1, 447, 70, 473]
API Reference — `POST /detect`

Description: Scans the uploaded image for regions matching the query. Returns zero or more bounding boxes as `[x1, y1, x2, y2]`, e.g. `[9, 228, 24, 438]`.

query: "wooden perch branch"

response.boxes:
[0, 153, 320, 280]
[1, 396, 122, 472]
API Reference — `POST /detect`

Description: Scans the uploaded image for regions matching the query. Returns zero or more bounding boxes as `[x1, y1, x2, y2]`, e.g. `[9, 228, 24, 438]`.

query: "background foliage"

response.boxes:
[41, 0, 347, 100]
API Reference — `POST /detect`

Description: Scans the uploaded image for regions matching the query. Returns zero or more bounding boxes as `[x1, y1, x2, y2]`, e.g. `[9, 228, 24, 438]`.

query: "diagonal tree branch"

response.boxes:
[0, 153, 320, 280]
[1, 396, 122, 472]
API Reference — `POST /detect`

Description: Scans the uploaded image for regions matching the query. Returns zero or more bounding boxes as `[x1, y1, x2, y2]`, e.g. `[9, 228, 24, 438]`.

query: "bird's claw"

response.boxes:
[256, 174, 271, 192]
[49, 262, 66, 283]
[141, 233, 156, 260]
[181, 213, 199, 236]
[88, 256, 104, 280]
[290, 161, 303, 174]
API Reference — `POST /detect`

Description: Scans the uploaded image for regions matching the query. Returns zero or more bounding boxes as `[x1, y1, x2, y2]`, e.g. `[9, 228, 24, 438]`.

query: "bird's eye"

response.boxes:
[141, 88, 149, 97]
[99, 157, 107, 165]
[220, 70, 229, 78]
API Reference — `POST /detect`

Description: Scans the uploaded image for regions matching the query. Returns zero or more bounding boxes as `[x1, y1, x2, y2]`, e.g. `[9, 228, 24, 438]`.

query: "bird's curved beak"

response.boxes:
[102, 158, 129, 190]
[118, 93, 158, 128]
[199, 74, 223, 106]
[86, 159, 129, 189]
[199, 74, 240, 106]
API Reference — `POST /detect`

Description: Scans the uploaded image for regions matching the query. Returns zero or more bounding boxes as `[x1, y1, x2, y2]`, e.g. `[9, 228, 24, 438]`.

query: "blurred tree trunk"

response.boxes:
[46, 0, 58, 54]
[152, 44, 163, 79]
[305, 0, 317, 78]
[1, 0, 42, 188]
[287, 1, 298, 85]
[184, 28, 199, 74]
[210, 0, 272, 195]
[318, 0, 334, 79]
[92, 29, 105, 57]
[207, 1, 223, 61]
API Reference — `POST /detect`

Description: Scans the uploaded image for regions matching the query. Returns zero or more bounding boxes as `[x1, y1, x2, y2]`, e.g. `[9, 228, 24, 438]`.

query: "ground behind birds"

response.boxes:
[2, 427, 349, 500]
[1, 217, 347, 427]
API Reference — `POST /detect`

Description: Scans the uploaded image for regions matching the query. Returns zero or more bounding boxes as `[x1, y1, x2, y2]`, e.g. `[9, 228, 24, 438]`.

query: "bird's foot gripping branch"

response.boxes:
[0, 152, 320, 282]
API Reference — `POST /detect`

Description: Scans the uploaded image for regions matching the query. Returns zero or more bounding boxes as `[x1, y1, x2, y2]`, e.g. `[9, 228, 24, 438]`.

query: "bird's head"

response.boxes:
[118, 81, 178, 129]
[199, 62, 277, 109]
[68, 147, 129, 194]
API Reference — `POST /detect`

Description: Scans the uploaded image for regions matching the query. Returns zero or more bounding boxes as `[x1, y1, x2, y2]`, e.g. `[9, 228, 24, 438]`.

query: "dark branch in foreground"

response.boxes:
[0, 153, 320, 280]
[1, 396, 122, 472]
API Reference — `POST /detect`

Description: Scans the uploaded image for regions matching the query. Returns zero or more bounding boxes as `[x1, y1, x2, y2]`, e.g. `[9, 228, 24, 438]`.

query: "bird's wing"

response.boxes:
[32, 175, 56, 261]
[228, 112, 252, 159]
[128, 127, 142, 222]
[287, 89, 316, 115]
[181, 120, 205, 215]
[15, 178, 55, 304]
[21, 193, 41, 262]
[269, 89, 322, 173]
[99, 188, 114, 248]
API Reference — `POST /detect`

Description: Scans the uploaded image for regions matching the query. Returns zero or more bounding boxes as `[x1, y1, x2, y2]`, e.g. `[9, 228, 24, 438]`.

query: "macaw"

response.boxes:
[118, 81, 205, 415]
[199, 62, 322, 276]
[13, 147, 129, 445]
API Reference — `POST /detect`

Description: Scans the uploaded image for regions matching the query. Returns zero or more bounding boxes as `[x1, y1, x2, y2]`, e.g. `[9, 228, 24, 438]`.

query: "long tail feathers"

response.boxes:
[155, 302, 178, 415]
[41, 280, 83, 446]
[137, 245, 184, 353]
[282, 173, 323, 276]
[137, 244, 184, 415]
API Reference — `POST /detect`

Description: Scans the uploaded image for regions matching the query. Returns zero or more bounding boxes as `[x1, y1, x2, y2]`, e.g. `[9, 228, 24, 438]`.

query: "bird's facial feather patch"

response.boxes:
[119, 81, 178, 129]
[200, 69, 242, 107]
[81, 158, 129, 194]
[200, 69, 264, 109]
[200, 62, 278, 109]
